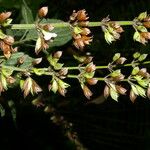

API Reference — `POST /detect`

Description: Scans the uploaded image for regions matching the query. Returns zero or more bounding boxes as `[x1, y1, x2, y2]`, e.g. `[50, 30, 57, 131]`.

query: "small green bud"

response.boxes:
[113, 53, 120, 61]
[138, 54, 148, 61]
[133, 52, 141, 59]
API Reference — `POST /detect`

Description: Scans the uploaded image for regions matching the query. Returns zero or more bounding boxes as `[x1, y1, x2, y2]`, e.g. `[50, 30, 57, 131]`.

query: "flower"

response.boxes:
[101, 18, 124, 44]
[70, 10, 92, 50]
[0, 12, 11, 23]
[0, 36, 16, 59]
[82, 85, 93, 99]
[21, 77, 42, 97]
[38, 7, 48, 18]
[35, 26, 57, 54]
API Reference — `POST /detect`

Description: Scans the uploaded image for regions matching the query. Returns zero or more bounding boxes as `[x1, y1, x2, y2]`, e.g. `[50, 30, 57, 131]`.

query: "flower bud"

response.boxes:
[0, 12, 11, 22]
[76, 9, 89, 21]
[86, 78, 98, 85]
[70, 10, 77, 21]
[85, 63, 96, 73]
[32, 58, 42, 65]
[6, 76, 16, 84]
[82, 85, 92, 99]
[42, 24, 54, 31]
[59, 68, 68, 76]
[18, 56, 26, 64]
[53, 51, 63, 59]
[137, 68, 147, 77]
[140, 32, 150, 40]
[143, 22, 150, 28]
[116, 85, 126, 95]
[32, 98, 44, 107]
[3, 36, 14, 45]
[58, 87, 67, 96]
[38, 6, 48, 18]
[113, 74, 125, 81]
[104, 85, 110, 99]
[147, 86, 150, 99]
[44, 105, 55, 113]
[73, 39, 84, 49]
[48, 84, 52, 91]
[130, 90, 137, 103]
[80, 28, 91, 35]
[143, 16, 150, 22]
[115, 26, 124, 33]
[116, 57, 127, 64]
[83, 56, 93, 64]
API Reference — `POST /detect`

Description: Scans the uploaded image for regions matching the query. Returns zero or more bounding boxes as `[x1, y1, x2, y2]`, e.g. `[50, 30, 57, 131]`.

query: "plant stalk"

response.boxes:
[10, 21, 134, 30]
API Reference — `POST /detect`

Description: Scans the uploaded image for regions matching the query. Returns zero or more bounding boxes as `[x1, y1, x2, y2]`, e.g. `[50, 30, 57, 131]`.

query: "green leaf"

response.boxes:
[133, 52, 141, 59]
[25, 19, 72, 48]
[133, 31, 140, 42]
[111, 69, 121, 77]
[33, 68, 45, 76]
[131, 67, 139, 75]
[83, 72, 95, 78]
[2, 52, 34, 69]
[54, 63, 64, 70]
[73, 27, 83, 34]
[110, 88, 119, 102]
[137, 26, 148, 32]
[138, 12, 147, 21]
[113, 53, 120, 61]
[138, 79, 149, 88]
[1, 67, 13, 77]
[1, 74, 7, 90]
[51, 79, 58, 93]
[138, 54, 148, 61]
[20, 80, 24, 89]
[135, 85, 146, 97]
[21, 0, 34, 24]
[131, 84, 139, 95]
[133, 75, 143, 81]
[58, 79, 70, 89]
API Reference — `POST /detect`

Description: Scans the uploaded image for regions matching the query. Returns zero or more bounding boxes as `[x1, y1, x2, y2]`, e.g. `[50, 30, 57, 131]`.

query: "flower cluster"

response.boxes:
[0, 35, 17, 59]
[20, 77, 42, 97]
[35, 7, 57, 54]
[101, 17, 124, 44]
[0, 12, 17, 58]
[47, 51, 70, 96]
[78, 62, 97, 99]
[70, 10, 92, 50]
[0, 67, 15, 94]
[133, 12, 150, 44]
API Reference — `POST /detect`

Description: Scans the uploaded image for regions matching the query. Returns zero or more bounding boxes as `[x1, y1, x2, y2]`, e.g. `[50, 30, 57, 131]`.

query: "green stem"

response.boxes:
[88, 21, 134, 27]
[66, 61, 150, 70]
[10, 21, 134, 30]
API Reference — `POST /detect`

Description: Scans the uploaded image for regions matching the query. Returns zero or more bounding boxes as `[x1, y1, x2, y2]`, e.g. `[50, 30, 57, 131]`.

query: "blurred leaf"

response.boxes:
[8, 100, 16, 125]
[0, 104, 5, 117]
[21, 0, 34, 24]
[2, 52, 34, 69]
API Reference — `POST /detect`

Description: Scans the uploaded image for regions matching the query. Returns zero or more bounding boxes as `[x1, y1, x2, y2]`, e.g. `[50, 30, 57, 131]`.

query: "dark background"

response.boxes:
[0, 0, 150, 150]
